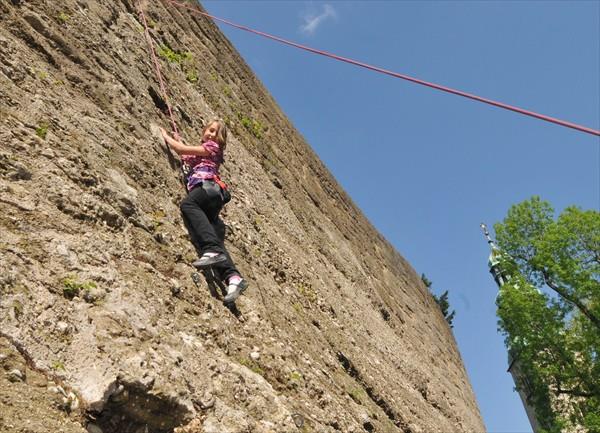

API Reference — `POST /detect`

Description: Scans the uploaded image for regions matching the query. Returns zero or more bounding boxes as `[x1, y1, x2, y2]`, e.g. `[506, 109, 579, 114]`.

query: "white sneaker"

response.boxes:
[224, 278, 248, 304]
[192, 252, 226, 269]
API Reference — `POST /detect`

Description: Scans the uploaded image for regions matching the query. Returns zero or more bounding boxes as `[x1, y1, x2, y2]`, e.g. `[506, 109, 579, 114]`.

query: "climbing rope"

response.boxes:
[164, 0, 599, 137]
[137, 0, 179, 136]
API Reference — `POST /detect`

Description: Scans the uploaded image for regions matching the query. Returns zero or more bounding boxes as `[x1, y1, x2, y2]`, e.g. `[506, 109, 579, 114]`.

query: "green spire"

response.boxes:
[481, 223, 508, 287]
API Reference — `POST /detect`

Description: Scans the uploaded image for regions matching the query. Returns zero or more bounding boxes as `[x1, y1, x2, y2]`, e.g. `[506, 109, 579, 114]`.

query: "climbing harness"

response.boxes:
[164, 0, 599, 137]
[197, 178, 231, 204]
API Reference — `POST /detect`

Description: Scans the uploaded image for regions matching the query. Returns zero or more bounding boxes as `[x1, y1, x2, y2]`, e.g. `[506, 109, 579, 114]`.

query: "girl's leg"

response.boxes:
[209, 214, 248, 303]
[180, 186, 224, 255]
[181, 212, 203, 257]
[211, 217, 241, 282]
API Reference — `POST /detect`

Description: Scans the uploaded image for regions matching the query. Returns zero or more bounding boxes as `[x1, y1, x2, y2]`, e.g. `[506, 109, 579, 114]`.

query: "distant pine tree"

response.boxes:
[421, 274, 456, 328]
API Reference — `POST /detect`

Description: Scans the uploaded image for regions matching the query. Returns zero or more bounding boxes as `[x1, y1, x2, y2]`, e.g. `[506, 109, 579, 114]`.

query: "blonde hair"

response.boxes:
[203, 118, 227, 149]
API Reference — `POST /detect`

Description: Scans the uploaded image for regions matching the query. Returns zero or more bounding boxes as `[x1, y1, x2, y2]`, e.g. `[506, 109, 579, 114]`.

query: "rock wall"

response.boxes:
[0, 1, 485, 432]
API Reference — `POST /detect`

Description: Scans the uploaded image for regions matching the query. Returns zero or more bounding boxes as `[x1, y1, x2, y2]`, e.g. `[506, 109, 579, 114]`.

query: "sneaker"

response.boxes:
[192, 252, 227, 269]
[224, 278, 248, 304]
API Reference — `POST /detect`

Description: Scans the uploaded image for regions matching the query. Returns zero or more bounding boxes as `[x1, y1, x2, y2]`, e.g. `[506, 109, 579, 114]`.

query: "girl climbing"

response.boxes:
[160, 119, 247, 304]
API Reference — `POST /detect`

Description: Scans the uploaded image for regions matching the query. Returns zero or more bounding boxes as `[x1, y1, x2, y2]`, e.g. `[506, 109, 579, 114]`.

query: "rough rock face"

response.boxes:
[0, 1, 485, 432]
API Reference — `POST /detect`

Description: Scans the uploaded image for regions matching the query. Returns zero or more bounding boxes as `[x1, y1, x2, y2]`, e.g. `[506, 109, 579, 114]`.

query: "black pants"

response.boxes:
[180, 182, 239, 282]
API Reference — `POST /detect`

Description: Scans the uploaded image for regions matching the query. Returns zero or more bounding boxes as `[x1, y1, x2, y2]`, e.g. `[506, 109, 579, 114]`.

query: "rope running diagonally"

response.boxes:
[137, 0, 179, 136]
[164, 0, 599, 138]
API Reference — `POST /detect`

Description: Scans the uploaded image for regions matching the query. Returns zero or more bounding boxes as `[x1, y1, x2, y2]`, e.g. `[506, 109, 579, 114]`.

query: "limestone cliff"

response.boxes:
[0, 1, 485, 432]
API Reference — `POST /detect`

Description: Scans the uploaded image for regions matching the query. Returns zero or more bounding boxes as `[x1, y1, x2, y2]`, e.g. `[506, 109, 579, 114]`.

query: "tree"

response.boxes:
[421, 274, 456, 328]
[493, 197, 600, 432]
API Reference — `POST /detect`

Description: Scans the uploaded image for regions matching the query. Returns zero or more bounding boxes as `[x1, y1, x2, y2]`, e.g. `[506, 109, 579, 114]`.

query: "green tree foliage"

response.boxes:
[494, 197, 599, 432]
[421, 274, 456, 327]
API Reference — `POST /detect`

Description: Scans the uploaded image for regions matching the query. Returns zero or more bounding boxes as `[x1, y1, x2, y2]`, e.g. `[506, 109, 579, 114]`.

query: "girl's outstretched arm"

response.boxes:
[160, 127, 211, 156]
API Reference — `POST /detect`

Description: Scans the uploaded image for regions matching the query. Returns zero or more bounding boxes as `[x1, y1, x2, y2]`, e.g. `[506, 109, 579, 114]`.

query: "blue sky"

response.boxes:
[200, 2, 600, 432]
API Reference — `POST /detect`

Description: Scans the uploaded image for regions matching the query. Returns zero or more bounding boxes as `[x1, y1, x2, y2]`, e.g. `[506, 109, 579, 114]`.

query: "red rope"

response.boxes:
[138, 1, 179, 135]
[165, 0, 599, 137]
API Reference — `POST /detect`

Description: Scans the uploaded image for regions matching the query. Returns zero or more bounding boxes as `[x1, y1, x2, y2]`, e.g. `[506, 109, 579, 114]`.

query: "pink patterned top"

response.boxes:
[181, 140, 223, 191]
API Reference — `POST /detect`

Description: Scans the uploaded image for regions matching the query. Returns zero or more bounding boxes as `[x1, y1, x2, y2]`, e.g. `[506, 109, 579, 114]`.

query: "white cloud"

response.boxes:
[300, 4, 337, 36]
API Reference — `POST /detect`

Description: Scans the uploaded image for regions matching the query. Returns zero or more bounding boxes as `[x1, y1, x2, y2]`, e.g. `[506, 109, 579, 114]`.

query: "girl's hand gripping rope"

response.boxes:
[160, 127, 212, 157]
[160, 127, 185, 154]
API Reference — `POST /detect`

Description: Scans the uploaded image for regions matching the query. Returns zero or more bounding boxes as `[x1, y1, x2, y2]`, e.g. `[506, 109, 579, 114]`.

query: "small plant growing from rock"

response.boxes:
[186, 69, 198, 83]
[51, 360, 66, 371]
[134, 21, 144, 33]
[36, 122, 49, 139]
[252, 215, 263, 230]
[240, 116, 251, 128]
[158, 45, 192, 65]
[150, 210, 166, 230]
[238, 357, 264, 376]
[347, 387, 364, 404]
[297, 283, 317, 303]
[293, 302, 303, 315]
[239, 115, 263, 139]
[288, 370, 303, 389]
[62, 276, 97, 300]
[57, 12, 70, 23]
[289, 371, 303, 381]
[223, 115, 234, 128]
[158, 45, 198, 85]
[56, 12, 71, 24]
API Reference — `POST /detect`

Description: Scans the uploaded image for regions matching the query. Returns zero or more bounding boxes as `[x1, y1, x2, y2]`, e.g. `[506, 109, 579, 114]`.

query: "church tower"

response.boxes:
[481, 224, 542, 433]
